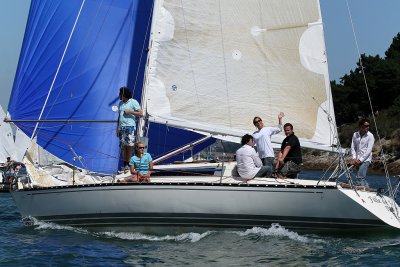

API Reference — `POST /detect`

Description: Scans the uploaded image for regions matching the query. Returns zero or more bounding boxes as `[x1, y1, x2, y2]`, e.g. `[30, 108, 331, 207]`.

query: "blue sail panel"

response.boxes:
[8, 0, 152, 174]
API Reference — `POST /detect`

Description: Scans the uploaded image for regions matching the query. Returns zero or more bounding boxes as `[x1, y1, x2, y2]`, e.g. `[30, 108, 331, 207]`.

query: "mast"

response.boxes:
[137, 0, 161, 140]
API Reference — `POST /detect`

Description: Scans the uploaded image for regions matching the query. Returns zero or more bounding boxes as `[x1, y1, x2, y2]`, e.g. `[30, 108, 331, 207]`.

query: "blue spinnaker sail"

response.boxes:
[8, 0, 152, 174]
[9, 0, 214, 174]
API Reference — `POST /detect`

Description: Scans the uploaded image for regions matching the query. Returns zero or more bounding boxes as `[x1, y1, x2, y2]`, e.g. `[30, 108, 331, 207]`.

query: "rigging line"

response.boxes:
[15, 122, 116, 131]
[121, 1, 136, 93]
[312, 96, 350, 185]
[68, 144, 89, 177]
[17, 123, 121, 162]
[32, 0, 87, 140]
[312, 96, 340, 148]
[345, 0, 393, 194]
[8, 119, 117, 123]
[37, 1, 124, 160]
[137, 0, 156, 138]
[44, 0, 120, 128]
[132, 0, 155, 95]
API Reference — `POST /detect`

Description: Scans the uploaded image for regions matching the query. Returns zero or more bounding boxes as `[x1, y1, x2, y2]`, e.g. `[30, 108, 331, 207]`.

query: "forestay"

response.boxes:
[144, 0, 337, 150]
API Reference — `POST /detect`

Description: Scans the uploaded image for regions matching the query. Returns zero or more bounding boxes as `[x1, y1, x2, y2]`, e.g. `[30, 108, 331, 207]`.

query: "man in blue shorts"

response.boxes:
[117, 87, 142, 172]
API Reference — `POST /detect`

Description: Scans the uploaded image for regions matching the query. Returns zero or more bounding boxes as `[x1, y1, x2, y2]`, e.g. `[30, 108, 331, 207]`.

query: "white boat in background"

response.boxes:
[7, 0, 400, 230]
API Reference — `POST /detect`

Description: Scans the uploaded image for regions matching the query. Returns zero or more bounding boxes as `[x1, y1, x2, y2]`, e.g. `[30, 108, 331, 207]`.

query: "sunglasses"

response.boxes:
[253, 119, 262, 124]
[362, 124, 370, 128]
[138, 147, 145, 149]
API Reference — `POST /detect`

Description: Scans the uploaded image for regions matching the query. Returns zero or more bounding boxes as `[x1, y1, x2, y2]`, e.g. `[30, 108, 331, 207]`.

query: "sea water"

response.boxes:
[1, 170, 400, 266]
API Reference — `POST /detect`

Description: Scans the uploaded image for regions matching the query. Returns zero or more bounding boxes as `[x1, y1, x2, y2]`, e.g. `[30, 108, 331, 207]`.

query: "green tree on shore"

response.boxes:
[331, 33, 400, 145]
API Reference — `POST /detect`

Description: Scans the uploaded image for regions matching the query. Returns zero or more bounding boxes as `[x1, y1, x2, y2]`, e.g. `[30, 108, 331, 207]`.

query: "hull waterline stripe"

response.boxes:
[32, 212, 386, 230]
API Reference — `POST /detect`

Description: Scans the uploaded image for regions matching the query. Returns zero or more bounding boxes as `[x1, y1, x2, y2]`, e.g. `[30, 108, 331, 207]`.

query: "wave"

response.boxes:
[28, 217, 214, 243]
[30, 217, 90, 235]
[34, 217, 400, 248]
[230, 223, 327, 244]
[99, 231, 214, 243]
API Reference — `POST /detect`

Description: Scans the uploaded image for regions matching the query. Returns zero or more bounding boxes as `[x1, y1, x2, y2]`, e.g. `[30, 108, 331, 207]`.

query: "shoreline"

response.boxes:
[302, 151, 400, 176]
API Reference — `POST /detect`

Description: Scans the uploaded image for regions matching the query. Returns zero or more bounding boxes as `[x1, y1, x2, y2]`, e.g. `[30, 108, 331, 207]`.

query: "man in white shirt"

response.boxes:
[252, 112, 284, 176]
[236, 134, 271, 179]
[350, 118, 375, 186]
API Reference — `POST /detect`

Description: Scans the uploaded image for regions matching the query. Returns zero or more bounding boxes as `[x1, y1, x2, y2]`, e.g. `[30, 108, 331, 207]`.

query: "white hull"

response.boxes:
[10, 176, 400, 230]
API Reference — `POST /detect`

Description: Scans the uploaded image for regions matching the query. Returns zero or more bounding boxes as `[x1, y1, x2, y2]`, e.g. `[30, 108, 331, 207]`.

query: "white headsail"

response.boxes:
[0, 105, 16, 162]
[143, 0, 337, 150]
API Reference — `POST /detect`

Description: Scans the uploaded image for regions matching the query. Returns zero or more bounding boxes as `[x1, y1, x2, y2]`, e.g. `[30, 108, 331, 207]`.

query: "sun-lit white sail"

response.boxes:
[0, 105, 16, 162]
[144, 0, 337, 149]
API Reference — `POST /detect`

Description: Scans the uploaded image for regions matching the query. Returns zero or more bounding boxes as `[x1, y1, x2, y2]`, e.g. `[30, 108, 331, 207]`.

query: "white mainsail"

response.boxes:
[144, 0, 336, 149]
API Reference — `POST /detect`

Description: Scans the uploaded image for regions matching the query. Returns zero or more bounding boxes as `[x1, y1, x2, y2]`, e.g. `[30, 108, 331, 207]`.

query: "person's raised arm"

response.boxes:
[278, 112, 284, 126]
[272, 112, 285, 133]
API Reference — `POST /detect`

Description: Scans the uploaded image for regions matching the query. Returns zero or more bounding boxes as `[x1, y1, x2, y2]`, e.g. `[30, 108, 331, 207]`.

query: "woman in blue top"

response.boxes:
[128, 142, 153, 183]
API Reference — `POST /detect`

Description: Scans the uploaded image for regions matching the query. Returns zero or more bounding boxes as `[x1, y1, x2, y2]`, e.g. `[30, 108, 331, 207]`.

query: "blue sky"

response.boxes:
[0, 0, 399, 111]
[321, 0, 400, 81]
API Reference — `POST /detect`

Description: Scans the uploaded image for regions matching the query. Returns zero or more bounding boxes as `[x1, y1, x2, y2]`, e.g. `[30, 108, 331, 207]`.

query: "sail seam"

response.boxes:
[217, 0, 232, 128]
[180, 0, 202, 117]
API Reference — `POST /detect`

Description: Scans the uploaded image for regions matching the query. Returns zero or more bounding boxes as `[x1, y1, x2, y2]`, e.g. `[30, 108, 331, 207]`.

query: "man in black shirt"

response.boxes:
[275, 123, 302, 178]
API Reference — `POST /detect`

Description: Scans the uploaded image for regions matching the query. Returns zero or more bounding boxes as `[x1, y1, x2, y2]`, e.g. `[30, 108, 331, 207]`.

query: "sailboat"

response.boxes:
[0, 105, 21, 192]
[7, 0, 400, 230]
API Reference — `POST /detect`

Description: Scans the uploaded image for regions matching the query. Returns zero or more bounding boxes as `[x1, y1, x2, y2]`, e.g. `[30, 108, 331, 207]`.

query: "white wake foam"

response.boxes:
[27, 217, 213, 243]
[100, 231, 213, 243]
[29, 217, 211, 242]
[30, 217, 89, 235]
[27, 217, 326, 244]
[232, 223, 326, 243]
